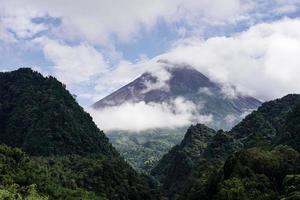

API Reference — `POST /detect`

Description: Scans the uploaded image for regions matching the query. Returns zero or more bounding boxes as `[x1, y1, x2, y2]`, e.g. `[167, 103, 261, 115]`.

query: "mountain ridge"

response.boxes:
[93, 65, 261, 116]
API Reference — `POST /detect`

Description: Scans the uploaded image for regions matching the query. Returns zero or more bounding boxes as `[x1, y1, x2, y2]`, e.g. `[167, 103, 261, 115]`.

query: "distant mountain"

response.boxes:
[151, 94, 300, 199]
[0, 68, 159, 200]
[93, 63, 261, 130]
[92, 62, 262, 173]
[93, 65, 217, 107]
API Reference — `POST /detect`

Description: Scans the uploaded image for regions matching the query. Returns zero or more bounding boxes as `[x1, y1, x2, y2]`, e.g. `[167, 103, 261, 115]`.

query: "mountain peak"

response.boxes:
[93, 63, 261, 130]
[93, 65, 218, 108]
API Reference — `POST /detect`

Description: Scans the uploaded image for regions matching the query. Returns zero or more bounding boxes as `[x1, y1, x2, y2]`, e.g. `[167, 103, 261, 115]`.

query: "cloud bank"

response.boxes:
[0, 0, 244, 44]
[88, 97, 212, 131]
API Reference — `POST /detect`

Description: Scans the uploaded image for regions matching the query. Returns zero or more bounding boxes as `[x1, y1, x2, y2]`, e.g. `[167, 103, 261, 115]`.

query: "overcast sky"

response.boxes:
[1, 0, 300, 107]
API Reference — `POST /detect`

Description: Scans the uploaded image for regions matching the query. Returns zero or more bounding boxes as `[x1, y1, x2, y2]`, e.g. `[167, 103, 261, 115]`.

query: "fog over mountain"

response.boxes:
[91, 61, 261, 132]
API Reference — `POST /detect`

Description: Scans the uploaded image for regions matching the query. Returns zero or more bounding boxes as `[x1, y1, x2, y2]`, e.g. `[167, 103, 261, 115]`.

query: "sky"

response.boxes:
[1, 0, 300, 131]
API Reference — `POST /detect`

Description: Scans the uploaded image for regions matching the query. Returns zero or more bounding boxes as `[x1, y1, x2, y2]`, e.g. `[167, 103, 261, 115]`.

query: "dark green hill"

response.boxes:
[0, 68, 116, 156]
[0, 68, 160, 200]
[152, 94, 300, 199]
[0, 144, 160, 200]
[280, 103, 300, 152]
[230, 94, 300, 147]
[151, 125, 242, 197]
[184, 145, 300, 200]
[151, 124, 215, 183]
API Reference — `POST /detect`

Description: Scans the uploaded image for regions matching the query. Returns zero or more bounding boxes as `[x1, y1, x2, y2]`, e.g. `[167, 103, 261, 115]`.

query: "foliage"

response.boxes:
[281, 175, 300, 199]
[153, 94, 300, 199]
[230, 94, 300, 148]
[0, 68, 116, 156]
[151, 124, 215, 183]
[0, 68, 161, 200]
[151, 125, 243, 198]
[280, 103, 300, 152]
[216, 146, 300, 200]
[108, 128, 186, 173]
[0, 144, 161, 200]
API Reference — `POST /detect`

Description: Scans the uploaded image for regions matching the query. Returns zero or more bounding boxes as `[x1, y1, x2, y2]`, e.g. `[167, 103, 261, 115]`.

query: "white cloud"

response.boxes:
[0, 0, 245, 44]
[39, 38, 107, 84]
[141, 65, 172, 93]
[220, 85, 242, 99]
[0, 23, 16, 43]
[93, 58, 172, 99]
[157, 18, 300, 100]
[0, 3, 48, 40]
[225, 114, 238, 124]
[88, 97, 212, 131]
[198, 87, 214, 96]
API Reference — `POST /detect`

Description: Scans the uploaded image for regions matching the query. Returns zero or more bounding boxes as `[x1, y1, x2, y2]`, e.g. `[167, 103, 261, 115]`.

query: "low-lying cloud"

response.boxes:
[88, 97, 212, 132]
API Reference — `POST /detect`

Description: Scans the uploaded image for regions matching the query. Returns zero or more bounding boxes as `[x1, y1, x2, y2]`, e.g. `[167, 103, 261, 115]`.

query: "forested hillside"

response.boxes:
[0, 68, 159, 200]
[152, 94, 300, 199]
[0, 68, 116, 156]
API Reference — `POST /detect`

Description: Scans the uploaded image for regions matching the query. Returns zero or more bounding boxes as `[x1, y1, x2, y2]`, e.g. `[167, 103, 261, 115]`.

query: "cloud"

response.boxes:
[92, 58, 173, 99]
[88, 97, 212, 131]
[225, 108, 255, 126]
[0, 0, 248, 45]
[141, 65, 172, 93]
[0, 2, 51, 41]
[224, 114, 238, 125]
[157, 18, 300, 100]
[220, 84, 242, 99]
[39, 38, 108, 84]
[198, 87, 214, 96]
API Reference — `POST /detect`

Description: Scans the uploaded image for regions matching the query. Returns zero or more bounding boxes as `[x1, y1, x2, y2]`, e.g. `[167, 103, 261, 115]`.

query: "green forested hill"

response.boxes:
[280, 103, 300, 152]
[151, 124, 215, 188]
[0, 68, 159, 200]
[152, 94, 300, 199]
[230, 94, 300, 147]
[0, 68, 116, 156]
[0, 144, 158, 200]
[151, 126, 242, 197]
[183, 145, 300, 200]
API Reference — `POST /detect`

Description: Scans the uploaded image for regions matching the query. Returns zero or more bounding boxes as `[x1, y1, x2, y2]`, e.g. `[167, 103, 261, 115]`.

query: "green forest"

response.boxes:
[151, 94, 300, 199]
[0, 69, 159, 200]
